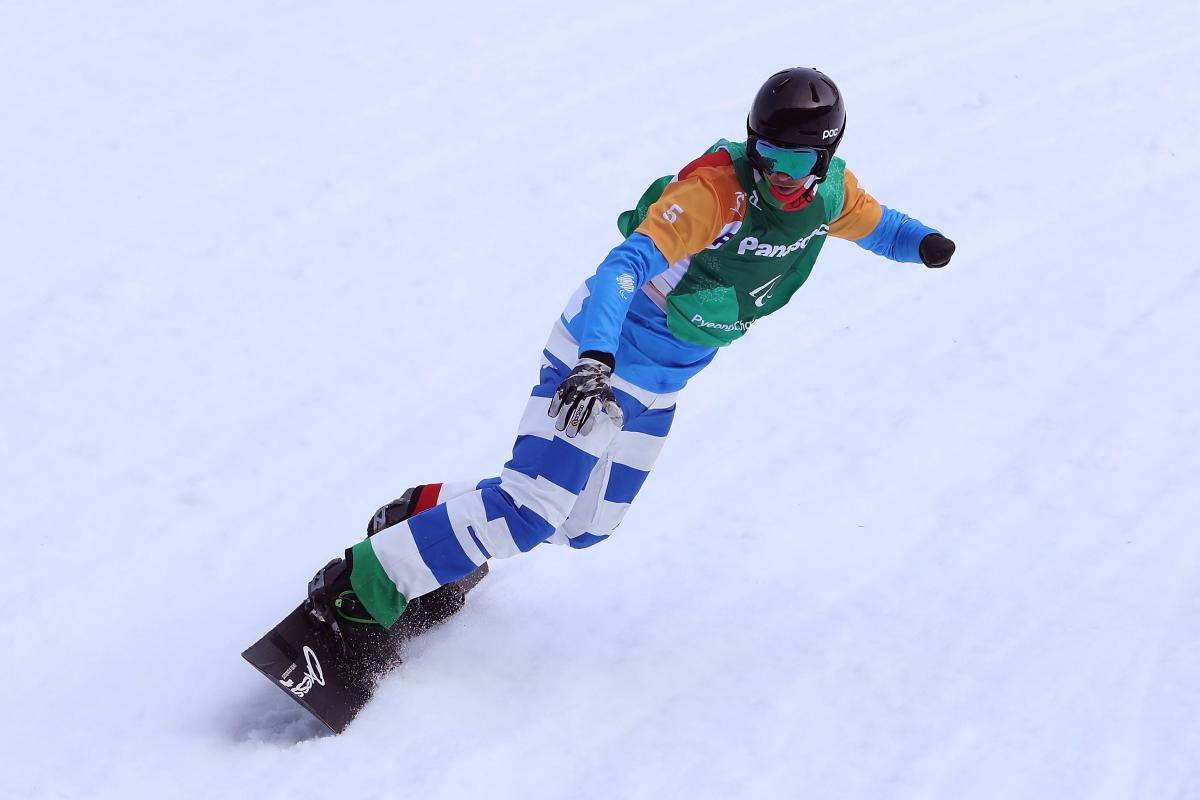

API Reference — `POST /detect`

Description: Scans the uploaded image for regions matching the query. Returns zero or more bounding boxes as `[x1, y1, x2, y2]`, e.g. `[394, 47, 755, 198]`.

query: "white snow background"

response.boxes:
[2, 1, 1199, 798]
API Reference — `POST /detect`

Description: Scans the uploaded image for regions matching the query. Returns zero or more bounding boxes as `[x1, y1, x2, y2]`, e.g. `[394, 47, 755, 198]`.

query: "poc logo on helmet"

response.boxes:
[822, 128, 840, 141]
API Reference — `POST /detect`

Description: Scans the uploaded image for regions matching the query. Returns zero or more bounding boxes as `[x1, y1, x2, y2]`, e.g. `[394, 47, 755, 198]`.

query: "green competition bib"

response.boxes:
[620, 140, 847, 347]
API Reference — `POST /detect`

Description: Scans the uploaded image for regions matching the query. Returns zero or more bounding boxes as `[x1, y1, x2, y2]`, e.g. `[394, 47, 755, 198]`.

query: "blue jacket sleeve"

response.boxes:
[854, 206, 939, 264]
[576, 232, 670, 356]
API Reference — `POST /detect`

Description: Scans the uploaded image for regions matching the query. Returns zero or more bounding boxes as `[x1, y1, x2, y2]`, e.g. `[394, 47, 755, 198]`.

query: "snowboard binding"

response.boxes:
[306, 556, 398, 673]
[305, 484, 491, 656]
[241, 483, 491, 733]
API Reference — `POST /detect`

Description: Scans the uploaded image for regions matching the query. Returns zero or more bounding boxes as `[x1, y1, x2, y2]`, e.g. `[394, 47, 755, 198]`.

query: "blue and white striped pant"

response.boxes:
[364, 320, 679, 603]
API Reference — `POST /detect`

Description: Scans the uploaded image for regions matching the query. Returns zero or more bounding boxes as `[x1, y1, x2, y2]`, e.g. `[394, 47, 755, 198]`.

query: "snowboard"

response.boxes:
[242, 562, 488, 734]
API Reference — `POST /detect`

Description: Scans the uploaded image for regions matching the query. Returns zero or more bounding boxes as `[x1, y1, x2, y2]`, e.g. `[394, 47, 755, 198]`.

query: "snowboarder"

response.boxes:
[309, 66, 956, 639]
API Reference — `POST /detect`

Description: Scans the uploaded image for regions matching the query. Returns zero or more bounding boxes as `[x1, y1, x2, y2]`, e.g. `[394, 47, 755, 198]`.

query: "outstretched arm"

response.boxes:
[830, 168, 955, 267]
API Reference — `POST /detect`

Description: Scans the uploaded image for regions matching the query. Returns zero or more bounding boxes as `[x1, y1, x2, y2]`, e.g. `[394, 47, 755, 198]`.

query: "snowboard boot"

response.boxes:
[306, 554, 397, 671]
[366, 483, 440, 536]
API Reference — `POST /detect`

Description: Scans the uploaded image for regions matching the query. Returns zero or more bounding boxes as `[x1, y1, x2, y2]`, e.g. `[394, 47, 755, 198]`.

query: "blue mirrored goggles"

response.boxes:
[752, 139, 821, 179]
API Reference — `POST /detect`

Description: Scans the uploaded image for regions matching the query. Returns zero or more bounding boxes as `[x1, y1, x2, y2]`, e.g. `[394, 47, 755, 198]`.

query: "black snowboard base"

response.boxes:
[242, 563, 488, 734]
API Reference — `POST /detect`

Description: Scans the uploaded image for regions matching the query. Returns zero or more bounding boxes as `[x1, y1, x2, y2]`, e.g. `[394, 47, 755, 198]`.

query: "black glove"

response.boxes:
[547, 351, 624, 438]
[919, 233, 955, 268]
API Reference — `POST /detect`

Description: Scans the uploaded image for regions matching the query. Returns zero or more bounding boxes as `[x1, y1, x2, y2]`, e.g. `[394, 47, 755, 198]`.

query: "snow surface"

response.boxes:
[3, 1, 1199, 798]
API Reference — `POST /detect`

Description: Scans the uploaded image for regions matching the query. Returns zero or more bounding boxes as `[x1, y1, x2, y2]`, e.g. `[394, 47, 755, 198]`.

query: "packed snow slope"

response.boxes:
[3, 1, 1198, 798]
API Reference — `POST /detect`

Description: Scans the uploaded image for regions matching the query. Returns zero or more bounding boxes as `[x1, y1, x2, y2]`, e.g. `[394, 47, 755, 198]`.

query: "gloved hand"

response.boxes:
[547, 351, 624, 438]
[919, 233, 956, 268]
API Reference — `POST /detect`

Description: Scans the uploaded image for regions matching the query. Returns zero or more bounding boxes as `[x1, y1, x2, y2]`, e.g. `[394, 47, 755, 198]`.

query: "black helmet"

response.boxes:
[747, 67, 846, 181]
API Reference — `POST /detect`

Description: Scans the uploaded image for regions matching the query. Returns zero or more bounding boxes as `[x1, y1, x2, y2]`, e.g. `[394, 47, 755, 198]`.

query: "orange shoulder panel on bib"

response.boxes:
[635, 162, 747, 265]
[828, 167, 884, 241]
